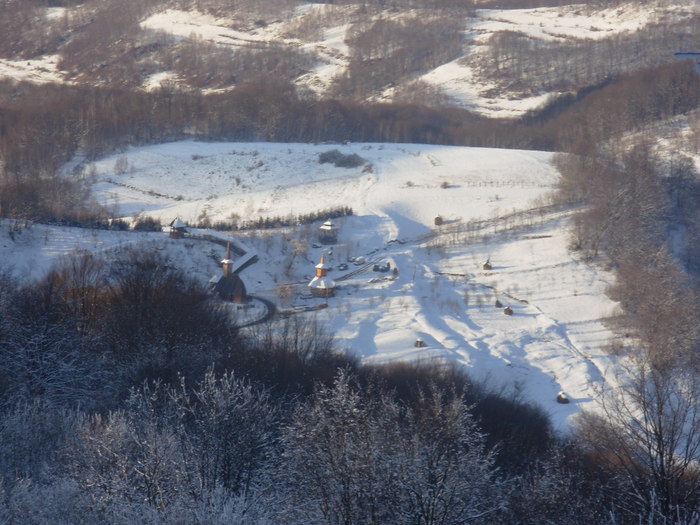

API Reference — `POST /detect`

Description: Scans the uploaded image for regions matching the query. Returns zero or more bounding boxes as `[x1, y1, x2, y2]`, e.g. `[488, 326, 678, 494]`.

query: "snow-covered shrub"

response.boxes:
[274, 371, 510, 524]
[0, 401, 84, 487]
[318, 149, 365, 168]
[113, 156, 130, 175]
[132, 216, 162, 232]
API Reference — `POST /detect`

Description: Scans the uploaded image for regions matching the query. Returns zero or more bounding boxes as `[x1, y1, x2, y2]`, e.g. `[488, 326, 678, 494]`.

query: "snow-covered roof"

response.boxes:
[320, 219, 336, 230]
[308, 275, 336, 289]
[230, 251, 258, 273]
[170, 217, 187, 229]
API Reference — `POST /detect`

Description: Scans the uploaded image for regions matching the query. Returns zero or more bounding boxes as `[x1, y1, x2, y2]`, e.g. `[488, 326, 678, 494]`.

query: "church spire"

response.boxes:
[221, 242, 233, 277]
[315, 254, 328, 278]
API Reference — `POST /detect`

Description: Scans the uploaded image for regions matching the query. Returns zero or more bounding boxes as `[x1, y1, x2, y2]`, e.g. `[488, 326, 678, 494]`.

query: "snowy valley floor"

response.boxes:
[3, 141, 627, 431]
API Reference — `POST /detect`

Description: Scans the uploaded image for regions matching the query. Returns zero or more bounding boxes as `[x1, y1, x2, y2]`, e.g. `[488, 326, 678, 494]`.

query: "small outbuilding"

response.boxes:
[318, 219, 339, 245]
[169, 217, 187, 238]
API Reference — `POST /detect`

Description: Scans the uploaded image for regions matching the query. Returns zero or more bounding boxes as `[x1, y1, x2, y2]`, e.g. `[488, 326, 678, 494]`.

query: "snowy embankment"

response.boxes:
[4, 140, 623, 430]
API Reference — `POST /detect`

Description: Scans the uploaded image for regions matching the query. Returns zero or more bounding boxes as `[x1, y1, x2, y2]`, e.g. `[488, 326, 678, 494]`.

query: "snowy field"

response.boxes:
[2, 140, 625, 431]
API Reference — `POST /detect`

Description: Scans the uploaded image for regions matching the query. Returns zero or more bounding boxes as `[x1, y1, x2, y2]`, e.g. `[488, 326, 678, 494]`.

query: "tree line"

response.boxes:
[332, 13, 465, 99]
[209, 205, 354, 231]
[552, 141, 700, 525]
[481, 17, 698, 96]
[550, 66, 700, 525]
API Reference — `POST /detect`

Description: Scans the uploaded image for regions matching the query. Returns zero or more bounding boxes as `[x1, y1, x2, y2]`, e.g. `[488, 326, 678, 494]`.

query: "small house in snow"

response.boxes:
[318, 219, 338, 245]
[308, 254, 336, 297]
[210, 242, 248, 303]
[169, 217, 187, 238]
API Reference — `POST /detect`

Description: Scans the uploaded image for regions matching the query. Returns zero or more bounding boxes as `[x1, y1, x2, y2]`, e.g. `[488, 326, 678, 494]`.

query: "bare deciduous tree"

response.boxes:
[577, 352, 700, 523]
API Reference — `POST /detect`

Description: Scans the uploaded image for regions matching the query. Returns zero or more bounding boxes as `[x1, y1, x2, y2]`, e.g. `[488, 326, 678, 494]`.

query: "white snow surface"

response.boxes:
[0, 55, 64, 85]
[141, 9, 271, 46]
[472, 4, 658, 43]
[2, 140, 626, 432]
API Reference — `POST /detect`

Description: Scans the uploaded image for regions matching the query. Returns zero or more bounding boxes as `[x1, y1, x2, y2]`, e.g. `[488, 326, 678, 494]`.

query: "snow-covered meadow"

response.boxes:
[1, 140, 625, 430]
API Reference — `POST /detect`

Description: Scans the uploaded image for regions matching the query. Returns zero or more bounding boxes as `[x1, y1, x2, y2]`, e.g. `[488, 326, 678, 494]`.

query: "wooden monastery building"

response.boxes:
[209, 243, 248, 303]
[168, 217, 188, 238]
[318, 219, 338, 245]
[308, 254, 336, 297]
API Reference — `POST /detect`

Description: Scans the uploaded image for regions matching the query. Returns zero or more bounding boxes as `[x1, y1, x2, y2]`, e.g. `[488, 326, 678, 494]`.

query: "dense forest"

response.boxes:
[1, 0, 700, 523]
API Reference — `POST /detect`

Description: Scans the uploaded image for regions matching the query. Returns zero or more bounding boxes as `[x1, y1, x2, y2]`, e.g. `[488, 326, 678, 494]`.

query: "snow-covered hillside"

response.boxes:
[90, 141, 556, 229]
[137, 1, 693, 116]
[2, 141, 625, 430]
[1, 1, 693, 117]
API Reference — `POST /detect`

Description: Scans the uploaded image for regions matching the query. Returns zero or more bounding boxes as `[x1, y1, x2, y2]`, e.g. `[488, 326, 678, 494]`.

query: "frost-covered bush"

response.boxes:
[131, 216, 162, 232]
[273, 371, 510, 524]
[318, 149, 365, 168]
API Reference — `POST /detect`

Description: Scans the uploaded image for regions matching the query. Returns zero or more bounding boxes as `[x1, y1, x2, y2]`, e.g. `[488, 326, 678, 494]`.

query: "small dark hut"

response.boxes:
[482, 258, 492, 271]
[503, 305, 513, 316]
[169, 217, 187, 238]
[211, 273, 248, 303]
